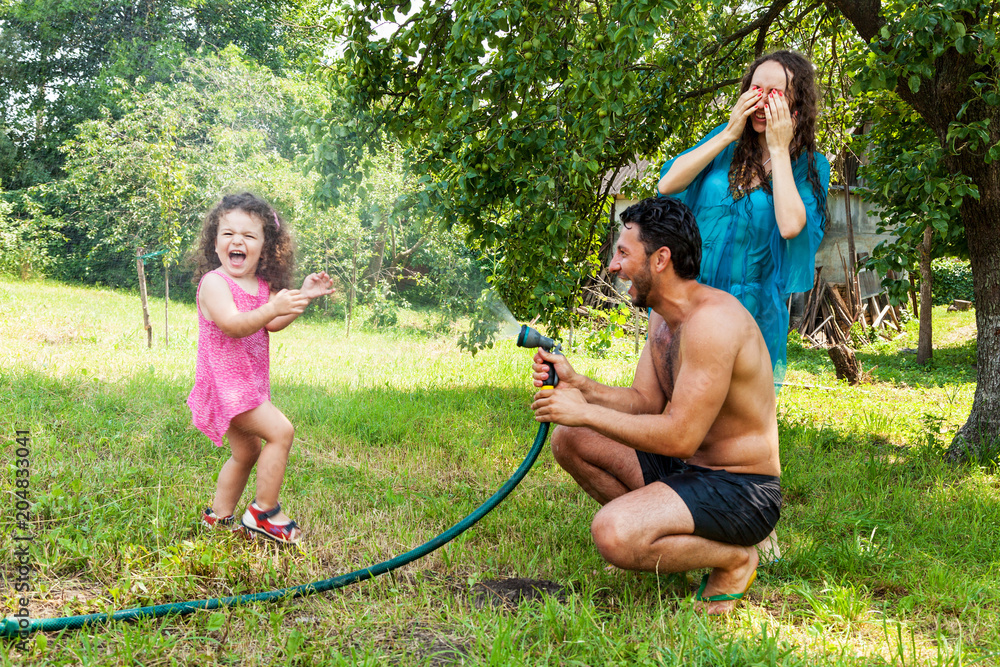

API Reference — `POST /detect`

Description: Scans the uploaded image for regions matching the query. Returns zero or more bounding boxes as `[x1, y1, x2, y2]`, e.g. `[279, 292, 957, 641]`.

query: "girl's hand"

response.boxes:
[300, 271, 335, 300]
[722, 86, 763, 143]
[272, 289, 309, 316]
[764, 90, 795, 153]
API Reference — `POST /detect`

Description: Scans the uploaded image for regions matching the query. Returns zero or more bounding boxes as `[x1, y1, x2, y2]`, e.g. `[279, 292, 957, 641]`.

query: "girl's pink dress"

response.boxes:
[187, 269, 271, 447]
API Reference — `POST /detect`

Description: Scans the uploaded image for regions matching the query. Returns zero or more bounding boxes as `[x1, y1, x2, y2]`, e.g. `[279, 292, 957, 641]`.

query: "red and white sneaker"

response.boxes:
[202, 507, 249, 536]
[241, 501, 302, 545]
[202, 507, 237, 529]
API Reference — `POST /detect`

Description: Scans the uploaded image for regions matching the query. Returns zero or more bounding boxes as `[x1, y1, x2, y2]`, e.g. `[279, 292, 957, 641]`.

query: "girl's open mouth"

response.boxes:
[229, 251, 246, 266]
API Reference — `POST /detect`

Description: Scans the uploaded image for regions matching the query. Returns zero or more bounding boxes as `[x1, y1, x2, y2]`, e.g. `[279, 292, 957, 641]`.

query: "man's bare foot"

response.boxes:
[757, 530, 781, 563]
[694, 545, 759, 615]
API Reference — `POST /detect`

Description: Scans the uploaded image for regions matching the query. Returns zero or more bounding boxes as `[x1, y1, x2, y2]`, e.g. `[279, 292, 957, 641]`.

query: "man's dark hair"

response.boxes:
[619, 197, 701, 280]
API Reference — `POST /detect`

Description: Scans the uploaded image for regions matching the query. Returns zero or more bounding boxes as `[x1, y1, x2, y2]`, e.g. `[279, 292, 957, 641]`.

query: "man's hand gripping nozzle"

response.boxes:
[516, 324, 561, 389]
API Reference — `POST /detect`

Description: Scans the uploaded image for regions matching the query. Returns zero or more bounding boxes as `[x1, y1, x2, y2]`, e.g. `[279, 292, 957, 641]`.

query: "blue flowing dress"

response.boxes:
[660, 124, 830, 387]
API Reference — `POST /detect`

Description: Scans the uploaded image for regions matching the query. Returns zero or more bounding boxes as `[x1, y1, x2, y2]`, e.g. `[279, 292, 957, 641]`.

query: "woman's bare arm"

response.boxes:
[658, 87, 763, 195]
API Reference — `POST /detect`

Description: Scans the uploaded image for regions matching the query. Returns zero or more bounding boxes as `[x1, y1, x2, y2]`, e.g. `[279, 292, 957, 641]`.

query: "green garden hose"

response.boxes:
[1, 422, 550, 639]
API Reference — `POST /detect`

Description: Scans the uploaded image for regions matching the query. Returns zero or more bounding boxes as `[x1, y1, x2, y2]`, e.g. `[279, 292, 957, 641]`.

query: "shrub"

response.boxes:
[931, 257, 974, 306]
[0, 187, 57, 279]
[365, 286, 404, 328]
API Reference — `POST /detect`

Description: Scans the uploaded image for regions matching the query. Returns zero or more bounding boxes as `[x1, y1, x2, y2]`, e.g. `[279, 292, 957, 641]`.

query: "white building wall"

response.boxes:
[817, 186, 895, 284]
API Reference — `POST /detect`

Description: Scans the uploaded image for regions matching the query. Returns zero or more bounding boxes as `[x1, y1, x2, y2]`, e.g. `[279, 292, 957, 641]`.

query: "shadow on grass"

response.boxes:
[0, 365, 574, 598]
[281, 380, 534, 450]
[1, 364, 534, 450]
[775, 414, 1000, 626]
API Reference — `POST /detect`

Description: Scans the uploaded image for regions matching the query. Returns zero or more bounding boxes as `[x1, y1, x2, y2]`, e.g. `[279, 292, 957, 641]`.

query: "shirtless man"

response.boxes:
[530, 196, 781, 614]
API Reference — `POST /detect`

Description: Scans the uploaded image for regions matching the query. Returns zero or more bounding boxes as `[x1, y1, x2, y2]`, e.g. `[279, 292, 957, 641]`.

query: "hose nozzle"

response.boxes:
[516, 325, 556, 352]
[516, 325, 560, 388]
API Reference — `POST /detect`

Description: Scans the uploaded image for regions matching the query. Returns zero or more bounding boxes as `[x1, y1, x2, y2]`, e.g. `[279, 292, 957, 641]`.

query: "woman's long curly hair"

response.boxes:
[729, 50, 825, 216]
[192, 192, 295, 291]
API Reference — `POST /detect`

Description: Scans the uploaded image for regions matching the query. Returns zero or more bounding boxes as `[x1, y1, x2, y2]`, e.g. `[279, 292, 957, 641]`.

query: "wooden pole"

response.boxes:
[839, 252, 855, 320]
[841, 153, 861, 316]
[136, 248, 153, 349]
[908, 272, 920, 320]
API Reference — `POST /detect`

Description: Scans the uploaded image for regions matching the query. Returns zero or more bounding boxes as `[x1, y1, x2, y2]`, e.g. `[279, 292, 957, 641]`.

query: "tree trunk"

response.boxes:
[947, 160, 1000, 462]
[917, 225, 933, 365]
[828, 344, 862, 384]
[842, 150, 857, 282]
[136, 248, 153, 349]
[348, 238, 358, 338]
[164, 263, 170, 348]
[364, 208, 388, 290]
[829, 0, 1000, 460]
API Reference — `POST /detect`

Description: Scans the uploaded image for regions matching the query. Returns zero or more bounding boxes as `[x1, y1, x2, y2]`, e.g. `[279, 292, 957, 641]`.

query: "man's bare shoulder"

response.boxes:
[688, 285, 774, 385]
[687, 286, 757, 340]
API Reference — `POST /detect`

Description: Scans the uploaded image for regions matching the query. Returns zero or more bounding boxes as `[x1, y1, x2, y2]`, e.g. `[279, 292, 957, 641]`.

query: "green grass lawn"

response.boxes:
[1, 277, 997, 666]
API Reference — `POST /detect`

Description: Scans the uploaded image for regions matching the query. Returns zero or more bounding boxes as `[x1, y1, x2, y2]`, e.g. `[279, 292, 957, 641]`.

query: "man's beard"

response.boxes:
[630, 262, 653, 309]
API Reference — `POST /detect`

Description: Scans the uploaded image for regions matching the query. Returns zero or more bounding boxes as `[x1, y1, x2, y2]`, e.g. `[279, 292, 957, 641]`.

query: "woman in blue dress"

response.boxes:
[658, 51, 830, 389]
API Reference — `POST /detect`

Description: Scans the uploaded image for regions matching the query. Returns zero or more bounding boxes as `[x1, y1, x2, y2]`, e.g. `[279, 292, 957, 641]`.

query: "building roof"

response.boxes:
[602, 158, 653, 196]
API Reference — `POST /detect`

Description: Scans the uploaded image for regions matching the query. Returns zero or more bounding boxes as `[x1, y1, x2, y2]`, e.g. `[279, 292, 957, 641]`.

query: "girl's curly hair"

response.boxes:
[729, 50, 826, 220]
[192, 192, 295, 291]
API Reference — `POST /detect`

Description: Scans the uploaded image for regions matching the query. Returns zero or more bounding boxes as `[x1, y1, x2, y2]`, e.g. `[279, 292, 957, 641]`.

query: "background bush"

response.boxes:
[932, 257, 974, 306]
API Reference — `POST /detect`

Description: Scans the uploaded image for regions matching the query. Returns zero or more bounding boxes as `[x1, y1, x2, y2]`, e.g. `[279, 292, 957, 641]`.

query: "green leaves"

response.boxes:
[855, 90, 971, 300]
[0, 0, 308, 190]
[42, 49, 328, 288]
[206, 613, 226, 632]
[310, 0, 718, 322]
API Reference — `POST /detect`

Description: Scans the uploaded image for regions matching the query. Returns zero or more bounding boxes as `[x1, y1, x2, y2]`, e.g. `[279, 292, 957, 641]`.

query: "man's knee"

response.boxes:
[550, 426, 582, 468]
[590, 507, 636, 569]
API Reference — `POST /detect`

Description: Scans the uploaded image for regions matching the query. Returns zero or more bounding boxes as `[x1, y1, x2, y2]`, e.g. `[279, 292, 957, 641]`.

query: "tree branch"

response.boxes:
[754, 25, 768, 57]
[824, 0, 884, 42]
[681, 78, 742, 100]
[388, 237, 425, 270]
[701, 0, 795, 60]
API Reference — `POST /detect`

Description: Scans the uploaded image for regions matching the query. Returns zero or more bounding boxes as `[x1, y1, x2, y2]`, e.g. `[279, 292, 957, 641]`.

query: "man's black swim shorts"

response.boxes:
[635, 451, 781, 547]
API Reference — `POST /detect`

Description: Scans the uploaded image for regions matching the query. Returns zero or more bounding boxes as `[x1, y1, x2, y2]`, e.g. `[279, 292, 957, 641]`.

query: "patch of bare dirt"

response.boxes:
[471, 578, 566, 609]
[393, 624, 472, 666]
[941, 322, 976, 345]
[38, 325, 81, 345]
[27, 581, 106, 619]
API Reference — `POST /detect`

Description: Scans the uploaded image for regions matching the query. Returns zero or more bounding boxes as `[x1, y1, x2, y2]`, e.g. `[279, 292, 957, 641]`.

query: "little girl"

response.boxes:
[188, 192, 333, 545]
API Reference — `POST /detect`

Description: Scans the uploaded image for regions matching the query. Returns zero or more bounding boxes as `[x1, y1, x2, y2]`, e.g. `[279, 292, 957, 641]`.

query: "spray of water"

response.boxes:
[457, 288, 524, 355]
[481, 289, 522, 338]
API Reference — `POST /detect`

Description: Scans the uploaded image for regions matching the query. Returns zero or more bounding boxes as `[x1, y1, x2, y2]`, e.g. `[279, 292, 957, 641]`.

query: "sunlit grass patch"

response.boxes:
[1, 277, 996, 665]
